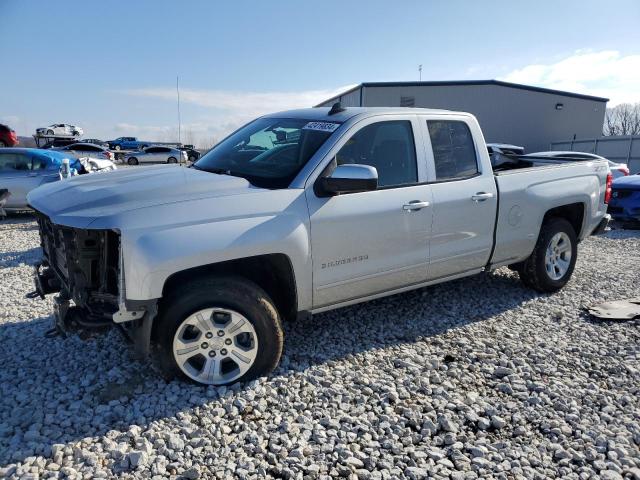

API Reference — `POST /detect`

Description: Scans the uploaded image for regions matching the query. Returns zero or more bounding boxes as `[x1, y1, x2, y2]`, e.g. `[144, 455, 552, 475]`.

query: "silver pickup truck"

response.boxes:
[28, 106, 611, 386]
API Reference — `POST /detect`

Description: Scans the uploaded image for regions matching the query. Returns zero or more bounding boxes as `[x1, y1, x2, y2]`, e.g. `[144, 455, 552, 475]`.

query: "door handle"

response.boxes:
[403, 200, 430, 211]
[471, 192, 494, 202]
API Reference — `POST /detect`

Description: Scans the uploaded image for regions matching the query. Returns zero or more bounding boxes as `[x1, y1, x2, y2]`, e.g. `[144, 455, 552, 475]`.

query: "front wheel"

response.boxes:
[153, 276, 283, 385]
[517, 217, 577, 292]
[114, 145, 121, 151]
[167, 156, 177, 164]
[127, 157, 138, 165]
[46, 129, 54, 135]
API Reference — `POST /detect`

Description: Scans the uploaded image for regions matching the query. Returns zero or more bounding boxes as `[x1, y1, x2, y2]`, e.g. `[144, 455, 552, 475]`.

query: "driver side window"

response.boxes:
[335, 121, 417, 188]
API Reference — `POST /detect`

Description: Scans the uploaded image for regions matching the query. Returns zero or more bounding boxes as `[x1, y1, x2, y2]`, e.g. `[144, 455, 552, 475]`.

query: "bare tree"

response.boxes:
[603, 103, 640, 136]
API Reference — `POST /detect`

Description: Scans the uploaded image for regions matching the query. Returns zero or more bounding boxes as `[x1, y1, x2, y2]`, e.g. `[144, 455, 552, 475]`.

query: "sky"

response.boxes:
[1, 0, 639, 147]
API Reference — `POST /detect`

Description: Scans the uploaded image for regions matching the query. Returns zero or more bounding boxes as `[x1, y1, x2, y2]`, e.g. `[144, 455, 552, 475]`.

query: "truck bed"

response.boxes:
[489, 157, 609, 268]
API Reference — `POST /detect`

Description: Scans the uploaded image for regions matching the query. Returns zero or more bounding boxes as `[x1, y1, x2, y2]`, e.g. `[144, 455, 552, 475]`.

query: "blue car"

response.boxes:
[608, 174, 640, 225]
[0, 148, 79, 211]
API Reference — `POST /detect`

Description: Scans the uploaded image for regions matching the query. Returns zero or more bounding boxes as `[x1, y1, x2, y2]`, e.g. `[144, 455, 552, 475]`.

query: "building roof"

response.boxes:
[316, 80, 609, 107]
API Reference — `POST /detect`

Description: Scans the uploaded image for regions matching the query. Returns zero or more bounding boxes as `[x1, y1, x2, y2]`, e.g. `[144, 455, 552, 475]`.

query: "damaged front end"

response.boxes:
[29, 211, 156, 356]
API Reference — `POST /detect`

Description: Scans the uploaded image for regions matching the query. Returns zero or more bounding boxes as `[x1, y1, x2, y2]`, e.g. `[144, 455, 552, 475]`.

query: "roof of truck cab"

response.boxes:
[262, 106, 466, 122]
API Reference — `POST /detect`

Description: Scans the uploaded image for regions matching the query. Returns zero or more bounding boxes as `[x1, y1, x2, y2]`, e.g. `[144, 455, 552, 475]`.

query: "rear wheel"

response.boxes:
[127, 157, 139, 165]
[153, 276, 283, 385]
[114, 145, 121, 151]
[167, 156, 177, 164]
[517, 217, 577, 292]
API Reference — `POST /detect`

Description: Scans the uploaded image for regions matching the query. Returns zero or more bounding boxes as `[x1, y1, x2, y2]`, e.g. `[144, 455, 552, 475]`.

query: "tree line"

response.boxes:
[603, 103, 640, 136]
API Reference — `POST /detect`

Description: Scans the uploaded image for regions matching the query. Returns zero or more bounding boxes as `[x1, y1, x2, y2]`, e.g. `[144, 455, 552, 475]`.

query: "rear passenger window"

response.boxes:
[336, 121, 417, 188]
[427, 120, 478, 181]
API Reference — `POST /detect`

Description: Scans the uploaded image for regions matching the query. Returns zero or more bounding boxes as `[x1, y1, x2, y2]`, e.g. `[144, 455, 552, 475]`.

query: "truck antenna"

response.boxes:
[328, 102, 346, 115]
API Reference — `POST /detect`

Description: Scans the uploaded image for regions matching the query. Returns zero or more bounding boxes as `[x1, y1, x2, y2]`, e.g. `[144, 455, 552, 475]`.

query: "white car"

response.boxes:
[36, 124, 83, 137]
[525, 151, 629, 179]
[124, 146, 187, 165]
[54, 143, 115, 162]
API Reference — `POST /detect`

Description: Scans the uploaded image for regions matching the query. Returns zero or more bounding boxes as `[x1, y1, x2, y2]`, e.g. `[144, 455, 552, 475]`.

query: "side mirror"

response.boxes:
[317, 164, 378, 196]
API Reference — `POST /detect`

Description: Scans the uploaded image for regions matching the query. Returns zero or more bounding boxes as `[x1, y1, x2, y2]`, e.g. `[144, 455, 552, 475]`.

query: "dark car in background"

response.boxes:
[608, 174, 640, 227]
[0, 124, 19, 148]
[40, 138, 78, 149]
[78, 138, 110, 148]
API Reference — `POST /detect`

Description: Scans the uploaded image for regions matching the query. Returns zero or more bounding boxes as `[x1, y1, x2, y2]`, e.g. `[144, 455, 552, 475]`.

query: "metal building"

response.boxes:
[316, 80, 608, 153]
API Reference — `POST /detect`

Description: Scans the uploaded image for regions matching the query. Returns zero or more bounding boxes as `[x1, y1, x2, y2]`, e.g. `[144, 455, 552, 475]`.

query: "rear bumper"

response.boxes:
[591, 214, 611, 235]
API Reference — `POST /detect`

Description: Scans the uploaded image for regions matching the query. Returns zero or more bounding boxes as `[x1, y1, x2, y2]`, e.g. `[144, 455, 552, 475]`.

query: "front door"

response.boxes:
[306, 118, 433, 308]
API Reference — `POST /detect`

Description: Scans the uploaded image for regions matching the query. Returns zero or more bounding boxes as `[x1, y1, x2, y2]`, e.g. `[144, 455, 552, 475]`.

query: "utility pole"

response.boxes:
[418, 64, 422, 82]
[176, 75, 182, 144]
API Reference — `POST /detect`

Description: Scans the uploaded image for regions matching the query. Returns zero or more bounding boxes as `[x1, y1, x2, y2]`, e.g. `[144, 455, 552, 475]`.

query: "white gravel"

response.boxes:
[1, 216, 639, 479]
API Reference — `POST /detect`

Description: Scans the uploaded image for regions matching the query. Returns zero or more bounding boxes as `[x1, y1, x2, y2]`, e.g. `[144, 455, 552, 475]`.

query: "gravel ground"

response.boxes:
[0, 216, 639, 480]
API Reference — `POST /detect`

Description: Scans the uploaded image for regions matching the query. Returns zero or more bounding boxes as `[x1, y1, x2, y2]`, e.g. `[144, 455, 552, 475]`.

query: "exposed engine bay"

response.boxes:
[29, 211, 157, 355]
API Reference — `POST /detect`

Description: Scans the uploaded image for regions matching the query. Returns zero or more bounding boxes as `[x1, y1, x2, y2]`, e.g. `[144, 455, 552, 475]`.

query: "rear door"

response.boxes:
[421, 117, 498, 280]
[0, 152, 43, 208]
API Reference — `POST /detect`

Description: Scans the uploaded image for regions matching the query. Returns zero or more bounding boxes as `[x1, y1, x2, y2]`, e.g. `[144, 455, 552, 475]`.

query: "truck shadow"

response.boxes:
[0, 269, 540, 469]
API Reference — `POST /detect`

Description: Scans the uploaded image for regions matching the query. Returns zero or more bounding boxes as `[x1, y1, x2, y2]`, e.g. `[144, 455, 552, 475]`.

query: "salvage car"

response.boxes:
[124, 146, 187, 165]
[54, 143, 115, 161]
[0, 148, 115, 211]
[36, 123, 83, 137]
[27, 106, 611, 386]
[608, 174, 640, 226]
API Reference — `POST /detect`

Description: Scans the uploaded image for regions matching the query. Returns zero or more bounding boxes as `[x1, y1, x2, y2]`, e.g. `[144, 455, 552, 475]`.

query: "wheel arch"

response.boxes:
[161, 253, 298, 322]
[542, 202, 585, 238]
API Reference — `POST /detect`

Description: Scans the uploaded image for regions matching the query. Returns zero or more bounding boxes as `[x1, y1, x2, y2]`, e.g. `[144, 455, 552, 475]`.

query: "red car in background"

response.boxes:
[0, 124, 19, 147]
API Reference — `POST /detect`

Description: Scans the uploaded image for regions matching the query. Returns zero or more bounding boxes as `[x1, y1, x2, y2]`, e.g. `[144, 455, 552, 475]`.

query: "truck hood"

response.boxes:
[28, 165, 267, 227]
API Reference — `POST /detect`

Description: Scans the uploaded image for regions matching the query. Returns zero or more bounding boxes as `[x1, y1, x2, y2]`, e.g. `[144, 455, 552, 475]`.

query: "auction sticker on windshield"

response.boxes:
[302, 122, 340, 132]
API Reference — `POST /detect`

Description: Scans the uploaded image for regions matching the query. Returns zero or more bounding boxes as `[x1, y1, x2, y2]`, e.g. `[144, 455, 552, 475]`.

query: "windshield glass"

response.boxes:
[194, 117, 339, 188]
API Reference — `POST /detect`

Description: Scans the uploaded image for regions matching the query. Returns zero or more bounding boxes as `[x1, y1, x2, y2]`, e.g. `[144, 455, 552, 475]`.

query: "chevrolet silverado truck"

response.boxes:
[27, 105, 612, 386]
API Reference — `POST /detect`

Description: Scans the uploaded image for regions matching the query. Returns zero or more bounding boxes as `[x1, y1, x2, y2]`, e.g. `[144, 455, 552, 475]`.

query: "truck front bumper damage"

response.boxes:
[29, 210, 158, 357]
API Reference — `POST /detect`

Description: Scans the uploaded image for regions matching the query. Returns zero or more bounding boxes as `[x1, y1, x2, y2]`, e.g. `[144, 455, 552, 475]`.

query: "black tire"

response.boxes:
[153, 276, 283, 385]
[127, 157, 139, 165]
[188, 155, 196, 162]
[0, 141, 5, 148]
[518, 217, 577, 293]
[114, 145, 121, 151]
[46, 129, 54, 135]
[167, 156, 177, 164]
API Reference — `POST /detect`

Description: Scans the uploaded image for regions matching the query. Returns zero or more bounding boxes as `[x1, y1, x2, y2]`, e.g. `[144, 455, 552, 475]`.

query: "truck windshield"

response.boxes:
[194, 117, 339, 188]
